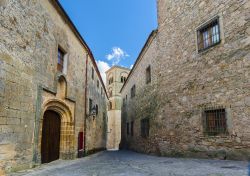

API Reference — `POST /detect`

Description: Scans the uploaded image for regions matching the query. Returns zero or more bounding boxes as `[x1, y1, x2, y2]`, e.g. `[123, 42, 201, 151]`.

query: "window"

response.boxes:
[109, 101, 112, 110]
[127, 123, 130, 135]
[141, 118, 149, 138]
[197, 18, 220, 52]
[131, 121, 134, 137]
[97, 80, 99, 88]
[89, 99, 93, 114]
[57, 48, 64, 72]
[109, 89, 113, 97]
[109, 77, 113, 85]
[131, 85, 136, 98]
[101, 87, 103, 95]
[204, 108, 227, 136]
[146, 66, 151, 84]
[91, 68, 94, 80]
[96, 104, 98, 115]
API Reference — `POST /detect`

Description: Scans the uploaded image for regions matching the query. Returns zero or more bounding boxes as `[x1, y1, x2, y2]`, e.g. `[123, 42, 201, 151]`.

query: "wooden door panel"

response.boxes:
[41, 110, 61, 163]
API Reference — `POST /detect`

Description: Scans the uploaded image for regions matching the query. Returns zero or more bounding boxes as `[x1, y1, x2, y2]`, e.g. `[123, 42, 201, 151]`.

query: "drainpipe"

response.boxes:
[84, 53, 88, 156]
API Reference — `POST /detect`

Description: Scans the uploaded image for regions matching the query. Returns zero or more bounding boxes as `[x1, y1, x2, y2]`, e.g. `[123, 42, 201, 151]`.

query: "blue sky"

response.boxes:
[59, 0, 157, 80]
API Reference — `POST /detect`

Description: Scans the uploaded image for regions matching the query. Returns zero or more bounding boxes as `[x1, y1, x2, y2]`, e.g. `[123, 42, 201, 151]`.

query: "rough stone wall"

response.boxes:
[0, 0, 106, 173]
[121, 0, 250, 160]
[85, 57, 107, 154]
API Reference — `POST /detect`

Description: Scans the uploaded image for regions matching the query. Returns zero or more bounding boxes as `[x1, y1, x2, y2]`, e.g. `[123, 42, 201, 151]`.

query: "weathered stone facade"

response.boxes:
[121, 0, 250, 160]
[0, 0, 107, 174]
[85, 55, 108, 154]
[106, 66, 130, 150]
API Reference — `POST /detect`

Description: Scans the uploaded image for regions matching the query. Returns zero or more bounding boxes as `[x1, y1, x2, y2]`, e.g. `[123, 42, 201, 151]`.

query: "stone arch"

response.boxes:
[39, 99, 75, 161]
[56, 74, 67, 99]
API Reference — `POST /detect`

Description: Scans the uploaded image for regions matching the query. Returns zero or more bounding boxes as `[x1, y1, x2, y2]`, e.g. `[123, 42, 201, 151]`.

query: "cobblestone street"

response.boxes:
[9, 151, 249, 176]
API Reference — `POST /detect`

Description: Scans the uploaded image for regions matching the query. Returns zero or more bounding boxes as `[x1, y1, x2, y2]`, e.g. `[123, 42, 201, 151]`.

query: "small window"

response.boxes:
[109, 89, 113, 97]
[96, 104, 98, 115]
[97, 80, 99, 88]
[57, 48, 64, 72]
[131, 121, 134, 137]
[131, 85, 136, 98]
[197, 18, 220, 52]
[146, 66, 151, 84]
[89, 99, 93, 114]
[109, 77, 113, 85]
[91, 68, 94, 80]
[109, 101, 112, 110]
[204, 108, 227, 136]
[141, 118, 149, 138]
[127, 123, 130, 136]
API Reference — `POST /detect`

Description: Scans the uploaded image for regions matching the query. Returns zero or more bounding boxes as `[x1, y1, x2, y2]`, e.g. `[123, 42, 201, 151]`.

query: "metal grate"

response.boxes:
[197, 18, 220, 52]
[204, 108, 227, 136]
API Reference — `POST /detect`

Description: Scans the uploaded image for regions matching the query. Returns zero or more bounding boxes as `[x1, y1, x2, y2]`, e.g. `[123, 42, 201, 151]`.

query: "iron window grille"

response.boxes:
[141, 118, 149, 138]
[203, 108, 227, 136]
[197, 17, 221, 52]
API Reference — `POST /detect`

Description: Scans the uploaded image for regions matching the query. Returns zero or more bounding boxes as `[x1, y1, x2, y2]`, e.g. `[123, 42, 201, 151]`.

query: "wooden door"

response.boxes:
[41, 110, 61, 163]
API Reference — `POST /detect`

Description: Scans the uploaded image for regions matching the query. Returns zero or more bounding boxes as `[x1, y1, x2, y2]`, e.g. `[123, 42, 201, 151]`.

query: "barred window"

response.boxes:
[197, 18, 220, 52]
[57, 48, 64, 72]
[141, 118, 149, 138]
[204, 109, 227, 136]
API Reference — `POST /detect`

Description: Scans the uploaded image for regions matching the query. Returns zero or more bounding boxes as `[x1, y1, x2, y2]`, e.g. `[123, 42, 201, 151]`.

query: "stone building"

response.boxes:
[0, 0, 107, 174]
[106, 66, 130, 150]
[121, 0, 250, 160]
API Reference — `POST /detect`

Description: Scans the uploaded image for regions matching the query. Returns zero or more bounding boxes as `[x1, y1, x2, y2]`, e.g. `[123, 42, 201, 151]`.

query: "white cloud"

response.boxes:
[130, 64, 134, 69]
[106, 47, 129, 65]
[97, 60, 110, 84]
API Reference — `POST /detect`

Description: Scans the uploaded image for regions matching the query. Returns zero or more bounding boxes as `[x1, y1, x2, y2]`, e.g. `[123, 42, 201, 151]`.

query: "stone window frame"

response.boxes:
[57, 45, 68, 75]
[195, 14, 225, 54]
[201, 106, 232, 137]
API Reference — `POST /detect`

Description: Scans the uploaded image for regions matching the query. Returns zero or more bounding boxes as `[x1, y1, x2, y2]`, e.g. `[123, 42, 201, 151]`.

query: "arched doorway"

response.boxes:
[41, 110, 61, 163]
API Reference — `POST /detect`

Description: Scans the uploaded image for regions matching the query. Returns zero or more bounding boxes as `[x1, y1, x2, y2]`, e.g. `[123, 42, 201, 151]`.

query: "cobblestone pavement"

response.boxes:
[9, 150, 249, 176]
